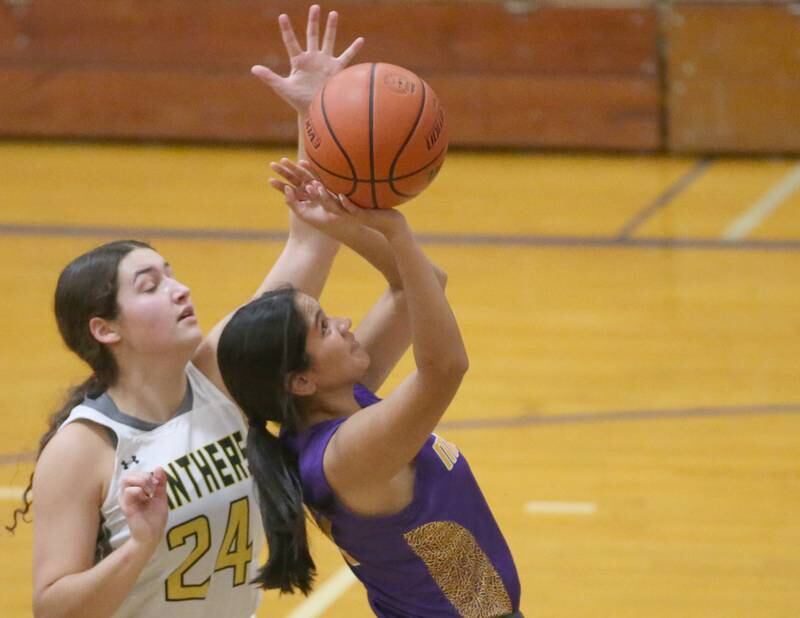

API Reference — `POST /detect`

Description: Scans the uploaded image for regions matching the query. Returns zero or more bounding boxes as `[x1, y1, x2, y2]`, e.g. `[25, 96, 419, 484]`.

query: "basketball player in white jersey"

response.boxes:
[7, 7, 364, 617]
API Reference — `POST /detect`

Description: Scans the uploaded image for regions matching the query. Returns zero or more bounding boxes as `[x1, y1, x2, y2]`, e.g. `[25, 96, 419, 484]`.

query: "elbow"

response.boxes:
[438, 361, 469, 393]
[432, 263, 448, 289]
[32, 583, 47, 618]
[32, 605, 51, 618]
[450, 353, 469, 378]
[33, 581, 69, 618]
[32, 588, 58, 618]
[422, 352, 469, 384]
[447, 344, 470, 379]
[32, 594, 52, 618]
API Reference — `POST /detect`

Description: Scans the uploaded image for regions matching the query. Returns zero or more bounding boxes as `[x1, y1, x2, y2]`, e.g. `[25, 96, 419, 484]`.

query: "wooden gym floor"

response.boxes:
[1, 141, 799, 617]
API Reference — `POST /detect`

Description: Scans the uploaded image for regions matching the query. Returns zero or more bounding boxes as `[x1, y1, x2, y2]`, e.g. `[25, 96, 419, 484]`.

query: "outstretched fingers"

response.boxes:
[271, 158, 317, 187]
[282, 185, 314, 218]
[268, 177, 289, 195]
[306, 4, 321, 52]
[320, 10, 338, 55]
[337, 36, 365, 68]
[295, 159, 322, 184]
[250, 64, 279, 86]
[278, 13, 303, 58]
[336, 193, 362, 214]
[306, 181, 344, 215]
[270, 159, 300, 186]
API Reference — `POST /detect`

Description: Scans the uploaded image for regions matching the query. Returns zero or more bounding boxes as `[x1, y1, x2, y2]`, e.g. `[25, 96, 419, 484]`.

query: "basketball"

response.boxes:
[303, 62, 448, 209]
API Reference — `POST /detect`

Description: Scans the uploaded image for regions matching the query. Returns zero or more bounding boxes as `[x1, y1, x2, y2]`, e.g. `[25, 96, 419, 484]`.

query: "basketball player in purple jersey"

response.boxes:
[217, 166, 523, 617]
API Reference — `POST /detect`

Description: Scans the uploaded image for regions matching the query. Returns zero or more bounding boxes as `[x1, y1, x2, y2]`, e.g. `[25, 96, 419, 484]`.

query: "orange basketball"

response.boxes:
[303, 62, 448, 209]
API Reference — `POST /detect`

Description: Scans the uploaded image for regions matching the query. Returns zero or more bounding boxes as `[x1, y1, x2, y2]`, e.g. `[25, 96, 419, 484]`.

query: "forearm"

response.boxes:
[289, 116, 339, 247]
[35, 539, 153, 618]
[297, 115, 306, 161]
[253, 116, 341, 299]
[387, 226, 467, 374]
[338, 223, 404, 289]
[254, 233, 339, 299]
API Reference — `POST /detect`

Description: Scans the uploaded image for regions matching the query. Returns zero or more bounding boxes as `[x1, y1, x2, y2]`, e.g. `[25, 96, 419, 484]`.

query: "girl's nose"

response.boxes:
[169, 278, 191, 302]
[339, 317, 352, 333]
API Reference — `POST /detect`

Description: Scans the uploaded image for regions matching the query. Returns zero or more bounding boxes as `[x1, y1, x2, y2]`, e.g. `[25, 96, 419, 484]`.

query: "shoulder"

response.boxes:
[34, 419, 114, 508]
[186, 360, 234, 403]
[46, 418, 115, 460]
[286, 418, 344, 464]
[191, 336, 234, 401]
[291, 418, 346, 457]
[284, 418, 346, 507]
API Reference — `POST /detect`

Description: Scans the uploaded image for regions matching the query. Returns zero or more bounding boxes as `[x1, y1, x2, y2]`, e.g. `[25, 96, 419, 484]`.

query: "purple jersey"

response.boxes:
[282, 385, 521, 617]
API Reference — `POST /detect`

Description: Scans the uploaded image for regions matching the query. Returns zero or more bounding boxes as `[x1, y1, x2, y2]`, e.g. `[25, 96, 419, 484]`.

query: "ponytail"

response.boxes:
[6, 375, 103, 533]
[7, 240, 148, 533]
[247, 424, 315, 593]
[217, 288, 317, 594]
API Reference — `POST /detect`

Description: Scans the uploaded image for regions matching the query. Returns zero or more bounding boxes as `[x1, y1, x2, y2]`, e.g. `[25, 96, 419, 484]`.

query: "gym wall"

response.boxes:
[0, 0, 797, 153]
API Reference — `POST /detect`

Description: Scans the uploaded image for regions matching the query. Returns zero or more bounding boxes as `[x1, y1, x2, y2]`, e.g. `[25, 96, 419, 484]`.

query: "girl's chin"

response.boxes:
[154, 330, 203, 357]
[357, 357, 371, 376]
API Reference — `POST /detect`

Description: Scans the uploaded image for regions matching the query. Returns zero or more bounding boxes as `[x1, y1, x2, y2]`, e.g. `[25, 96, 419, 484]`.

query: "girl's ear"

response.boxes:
[288, 372, 317, 397]
[89, 317, 122, 345]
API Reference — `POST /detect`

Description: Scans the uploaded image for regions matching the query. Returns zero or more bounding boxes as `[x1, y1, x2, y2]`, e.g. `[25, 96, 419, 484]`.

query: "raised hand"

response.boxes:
[119, 467, 168, 552]
[325, 188, 407, 239]
[270, 159, 406, 240]
[268, 157, 322, 202]
[252, 5, 364, 114]
[271, 159, 358, 234]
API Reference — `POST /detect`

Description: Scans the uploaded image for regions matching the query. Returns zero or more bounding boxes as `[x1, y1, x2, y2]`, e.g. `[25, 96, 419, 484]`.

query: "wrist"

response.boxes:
[287, 229, 341, 255]
[383, 217, 412, 243]
[296, 116, 308, 159]
[122, 536, 159, 565]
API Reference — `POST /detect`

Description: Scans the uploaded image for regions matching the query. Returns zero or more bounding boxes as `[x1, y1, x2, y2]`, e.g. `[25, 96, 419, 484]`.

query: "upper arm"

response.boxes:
[354, 288, 411, 393]
[32, 422, 113, 598]
[323, 367, 464, 494]
[193, 232, 340, 396]
[192, 316, 234, 399]
[354, 265, 447, 393]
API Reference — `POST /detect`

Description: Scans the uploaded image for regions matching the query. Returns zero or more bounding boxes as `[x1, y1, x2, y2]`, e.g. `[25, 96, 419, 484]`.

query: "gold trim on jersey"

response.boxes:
[404, 521, 512, 617]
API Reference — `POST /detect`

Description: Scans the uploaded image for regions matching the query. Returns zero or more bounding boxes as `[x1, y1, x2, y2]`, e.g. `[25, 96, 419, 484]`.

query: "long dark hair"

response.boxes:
[6, 240, 153, 533]
[217, 286, 316, 594]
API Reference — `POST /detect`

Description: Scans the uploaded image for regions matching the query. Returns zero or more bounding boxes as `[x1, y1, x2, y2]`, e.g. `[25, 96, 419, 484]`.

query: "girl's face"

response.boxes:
[111, 248, 202, 357]
[296, 293, 370, 390]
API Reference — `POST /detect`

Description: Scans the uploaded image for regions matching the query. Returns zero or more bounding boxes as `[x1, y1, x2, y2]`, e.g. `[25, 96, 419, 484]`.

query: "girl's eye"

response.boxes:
[322, 320, 329, 334]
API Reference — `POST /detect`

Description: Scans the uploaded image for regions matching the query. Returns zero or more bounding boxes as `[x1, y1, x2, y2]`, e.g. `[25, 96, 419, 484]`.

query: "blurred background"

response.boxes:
[1, 0, 797, 153]
[1, 1, 799, 616]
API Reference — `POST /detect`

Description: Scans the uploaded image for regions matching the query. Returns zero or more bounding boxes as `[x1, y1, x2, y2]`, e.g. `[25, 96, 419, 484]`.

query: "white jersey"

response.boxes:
[61, 362, 263, 618]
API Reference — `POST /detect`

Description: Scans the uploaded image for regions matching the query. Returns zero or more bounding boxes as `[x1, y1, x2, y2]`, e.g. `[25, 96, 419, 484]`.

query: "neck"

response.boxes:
[301, 384, 361, 430]
[107, 356, 190, 424]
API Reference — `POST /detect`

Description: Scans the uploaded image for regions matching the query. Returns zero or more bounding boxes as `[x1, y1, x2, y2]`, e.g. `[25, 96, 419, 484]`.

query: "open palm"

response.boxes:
[252, 5, 364, 113]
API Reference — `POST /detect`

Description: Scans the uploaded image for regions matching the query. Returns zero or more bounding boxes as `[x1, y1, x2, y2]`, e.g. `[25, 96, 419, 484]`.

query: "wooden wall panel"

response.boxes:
[667, 2, 800, 153]
[0, 68, 297, 142]
[431, 74, 660, 149]
[0, 68, 659, 149]
[0, 1, 656, 74]
[0, 0, 661, 150]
